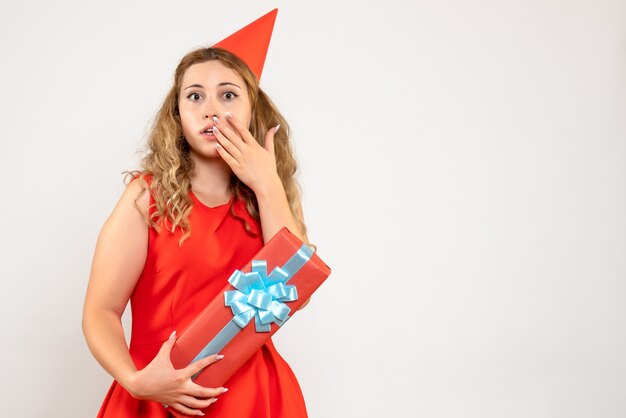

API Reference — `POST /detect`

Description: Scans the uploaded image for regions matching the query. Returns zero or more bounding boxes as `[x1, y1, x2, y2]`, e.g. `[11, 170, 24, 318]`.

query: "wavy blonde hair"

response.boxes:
[123, 47, 315, 251]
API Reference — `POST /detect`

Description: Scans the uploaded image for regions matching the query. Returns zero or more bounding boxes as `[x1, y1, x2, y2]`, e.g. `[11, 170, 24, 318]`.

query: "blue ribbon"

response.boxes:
[189, 242, 314, 373]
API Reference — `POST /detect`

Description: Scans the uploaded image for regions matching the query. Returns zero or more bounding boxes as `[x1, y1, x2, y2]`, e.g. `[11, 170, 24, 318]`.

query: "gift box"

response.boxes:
[168, 226, 331, 415]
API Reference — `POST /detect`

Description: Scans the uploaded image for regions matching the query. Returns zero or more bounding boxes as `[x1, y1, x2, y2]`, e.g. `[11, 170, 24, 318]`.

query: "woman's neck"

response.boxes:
[188, 151, 233, 198]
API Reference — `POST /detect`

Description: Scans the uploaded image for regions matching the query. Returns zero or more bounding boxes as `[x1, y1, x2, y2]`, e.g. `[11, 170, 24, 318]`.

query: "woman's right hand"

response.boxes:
[126, 331, 228, 416]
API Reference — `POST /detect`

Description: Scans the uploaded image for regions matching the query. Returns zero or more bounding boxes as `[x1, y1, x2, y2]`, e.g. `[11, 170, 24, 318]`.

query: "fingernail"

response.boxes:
[225, 112, 232, 119]
[212, 398, 219, 403]
[169, 331, 176, 339]
[213, 125, 220, 133]
[274, 124, 280, 133]
[216, 354, 224, 360]
[212, 115, 219, 124]
[215, 143, 221, 150]
[199, 412, 205, 416]
[222, 387, 229, 393]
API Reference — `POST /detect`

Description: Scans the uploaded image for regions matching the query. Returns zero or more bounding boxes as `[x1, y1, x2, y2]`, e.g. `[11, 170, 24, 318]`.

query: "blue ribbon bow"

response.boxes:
[224, 260, 298, 332]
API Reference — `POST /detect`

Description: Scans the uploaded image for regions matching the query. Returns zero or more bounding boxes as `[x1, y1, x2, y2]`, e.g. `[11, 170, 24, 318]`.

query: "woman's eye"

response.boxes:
[223, 91, 239, 100]
[188, 92, 202, 101]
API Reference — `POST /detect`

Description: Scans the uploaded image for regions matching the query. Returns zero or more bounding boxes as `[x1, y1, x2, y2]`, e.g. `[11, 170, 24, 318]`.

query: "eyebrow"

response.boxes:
[184, 82, 242, 90]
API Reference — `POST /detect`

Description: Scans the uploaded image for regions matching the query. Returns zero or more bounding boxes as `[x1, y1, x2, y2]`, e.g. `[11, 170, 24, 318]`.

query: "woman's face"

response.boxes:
[178, 60, 252, 159]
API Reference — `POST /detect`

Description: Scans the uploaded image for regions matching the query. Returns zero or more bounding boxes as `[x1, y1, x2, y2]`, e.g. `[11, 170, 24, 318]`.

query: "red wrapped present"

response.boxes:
[168, 226, 331, 415]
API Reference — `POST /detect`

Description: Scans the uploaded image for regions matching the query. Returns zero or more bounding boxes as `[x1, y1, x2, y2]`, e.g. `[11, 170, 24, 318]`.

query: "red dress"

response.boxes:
[97, 175, 308, 417]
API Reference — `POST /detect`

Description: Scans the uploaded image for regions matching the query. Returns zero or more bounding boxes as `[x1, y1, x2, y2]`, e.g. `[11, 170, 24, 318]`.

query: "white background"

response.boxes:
[0, 1, 625, 417]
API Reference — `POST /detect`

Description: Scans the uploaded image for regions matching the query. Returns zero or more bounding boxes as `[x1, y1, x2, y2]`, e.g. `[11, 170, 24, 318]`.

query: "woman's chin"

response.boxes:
[189, 147, 227, 162]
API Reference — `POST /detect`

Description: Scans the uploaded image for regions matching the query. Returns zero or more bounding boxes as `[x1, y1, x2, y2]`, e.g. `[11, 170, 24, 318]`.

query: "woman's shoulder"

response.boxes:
[124, 171, 153, 214]
[127, 170, 153, 186]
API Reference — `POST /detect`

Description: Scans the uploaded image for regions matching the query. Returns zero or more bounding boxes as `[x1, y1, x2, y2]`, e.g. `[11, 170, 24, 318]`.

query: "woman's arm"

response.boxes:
[211, 113, 314, 309]
[254, 176, 308, 245]
[82, 180, 225, 416]
[82, 179, 150, 390]
[255, 178, 312, 309]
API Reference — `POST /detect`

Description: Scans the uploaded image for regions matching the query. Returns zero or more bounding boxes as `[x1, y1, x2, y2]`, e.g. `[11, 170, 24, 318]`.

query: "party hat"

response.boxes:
[212, 8, 278, 82]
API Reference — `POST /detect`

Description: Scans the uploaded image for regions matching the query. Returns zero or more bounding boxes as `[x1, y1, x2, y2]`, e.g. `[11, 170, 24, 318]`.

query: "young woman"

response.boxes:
[82, 47, 316, 417]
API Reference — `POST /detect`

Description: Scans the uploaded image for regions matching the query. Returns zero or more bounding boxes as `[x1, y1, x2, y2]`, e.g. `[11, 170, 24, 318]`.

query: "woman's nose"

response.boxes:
[203, 98, 220, 119]
[203, 107, 217, 119]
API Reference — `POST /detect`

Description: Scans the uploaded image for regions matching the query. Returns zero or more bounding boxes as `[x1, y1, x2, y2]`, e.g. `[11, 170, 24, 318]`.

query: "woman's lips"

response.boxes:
[201, 131, 216, 140]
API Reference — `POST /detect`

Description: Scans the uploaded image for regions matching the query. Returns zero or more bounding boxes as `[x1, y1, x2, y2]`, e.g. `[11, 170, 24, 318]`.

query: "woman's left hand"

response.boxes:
[213, 112, 281, 195]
